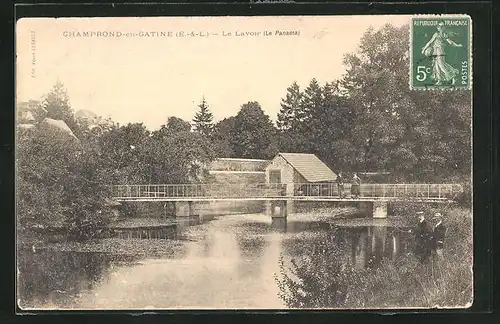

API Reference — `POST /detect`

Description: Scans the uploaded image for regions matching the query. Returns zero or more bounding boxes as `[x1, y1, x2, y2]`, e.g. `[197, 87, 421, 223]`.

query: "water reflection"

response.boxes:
[18, 213, 413, 309]
[17, 250, 137, 309]
[349, 226, 404, 268]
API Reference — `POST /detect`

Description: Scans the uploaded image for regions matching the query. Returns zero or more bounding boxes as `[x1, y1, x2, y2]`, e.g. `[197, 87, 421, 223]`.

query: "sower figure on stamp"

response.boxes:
[351, 173, 361, 198]
[413, 211, 432, 262]
[421, 21, 463, 86]
[336, 172, 344, 198]
[431, 212, 446, 258]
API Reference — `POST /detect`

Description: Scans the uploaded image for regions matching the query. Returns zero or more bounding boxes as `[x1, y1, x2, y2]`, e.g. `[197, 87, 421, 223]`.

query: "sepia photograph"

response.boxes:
[15, 15, 472, 310]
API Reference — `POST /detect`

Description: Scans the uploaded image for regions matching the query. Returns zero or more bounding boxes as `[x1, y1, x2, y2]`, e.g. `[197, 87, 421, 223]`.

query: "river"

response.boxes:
[17, 211, 414, 310]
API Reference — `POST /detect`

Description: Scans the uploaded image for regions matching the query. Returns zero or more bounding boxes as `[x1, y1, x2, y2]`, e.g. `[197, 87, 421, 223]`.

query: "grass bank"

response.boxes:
[347, 207, 472, 308]
[276, 206, 473, 308]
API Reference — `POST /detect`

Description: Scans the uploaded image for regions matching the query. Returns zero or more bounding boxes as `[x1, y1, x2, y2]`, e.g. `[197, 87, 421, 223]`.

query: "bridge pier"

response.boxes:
[358, 201, 388, 219]
[268, 200, 288, 220]
[173, 201, 197, 217]
[372, 201, 388, 219]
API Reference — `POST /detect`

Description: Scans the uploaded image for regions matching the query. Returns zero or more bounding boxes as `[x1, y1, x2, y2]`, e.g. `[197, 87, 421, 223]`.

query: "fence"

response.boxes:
[292, 183, 463, 199]
[110, 183, 287, 199]
[110, 183, 463, 200]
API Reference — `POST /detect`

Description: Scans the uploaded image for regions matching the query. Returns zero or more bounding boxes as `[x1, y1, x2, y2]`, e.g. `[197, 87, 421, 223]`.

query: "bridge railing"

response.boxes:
[110, 183, 463, 200]
[109, 183, 287, 199]
[292, 183, 463, 199]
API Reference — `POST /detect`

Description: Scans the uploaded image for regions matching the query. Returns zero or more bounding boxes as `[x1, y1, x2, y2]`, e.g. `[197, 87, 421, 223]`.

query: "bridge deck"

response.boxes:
[110, 183, 462, 203]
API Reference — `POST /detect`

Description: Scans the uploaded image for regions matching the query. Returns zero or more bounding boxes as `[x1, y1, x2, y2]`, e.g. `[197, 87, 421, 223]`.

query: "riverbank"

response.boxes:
[35, 238, 186, 258]
[350, 207, 473, 308]
[276, 206, 473, 308]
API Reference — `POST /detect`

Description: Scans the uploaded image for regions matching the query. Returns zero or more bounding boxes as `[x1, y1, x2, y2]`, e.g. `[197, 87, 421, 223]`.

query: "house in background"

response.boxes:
[16, 100, 47, 124]
[265, 153, 337, 196]
[75, 109, 116, 135]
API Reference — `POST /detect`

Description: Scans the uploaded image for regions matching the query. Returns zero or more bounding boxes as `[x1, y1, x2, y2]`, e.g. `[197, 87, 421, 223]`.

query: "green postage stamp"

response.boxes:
[410, 15, 472, 90]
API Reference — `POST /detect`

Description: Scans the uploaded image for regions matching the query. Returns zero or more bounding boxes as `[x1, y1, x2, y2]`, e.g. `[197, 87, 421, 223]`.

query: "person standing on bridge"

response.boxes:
[336, 172, 345, 198]
[351, 173, 361, 198]
[431, 212, 446, 258]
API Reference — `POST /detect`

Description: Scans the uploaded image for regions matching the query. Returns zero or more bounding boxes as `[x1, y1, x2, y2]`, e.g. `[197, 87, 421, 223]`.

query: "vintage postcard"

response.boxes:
[16, 15, 473, 310]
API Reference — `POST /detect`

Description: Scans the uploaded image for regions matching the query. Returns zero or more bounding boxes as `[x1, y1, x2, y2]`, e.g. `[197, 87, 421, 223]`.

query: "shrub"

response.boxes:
[275, 236, 353, 308]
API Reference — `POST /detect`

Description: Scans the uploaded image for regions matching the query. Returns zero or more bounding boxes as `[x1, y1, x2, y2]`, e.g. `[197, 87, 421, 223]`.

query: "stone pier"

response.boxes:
[372, 201, 388, 219]
[172, 201, 197, 217]
[267, 200, 289, 219]
[358, 201, 388, 218]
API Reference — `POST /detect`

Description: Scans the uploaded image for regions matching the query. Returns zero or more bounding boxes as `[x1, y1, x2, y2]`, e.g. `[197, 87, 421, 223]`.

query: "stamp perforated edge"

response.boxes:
[409, 14, 472, 91]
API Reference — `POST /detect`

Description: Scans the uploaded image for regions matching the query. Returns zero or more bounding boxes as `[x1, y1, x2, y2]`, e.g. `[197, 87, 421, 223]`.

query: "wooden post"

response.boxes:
[188, 201, 194, 216]
[265, 201, 272, 216]
[282, 201, 288, 218]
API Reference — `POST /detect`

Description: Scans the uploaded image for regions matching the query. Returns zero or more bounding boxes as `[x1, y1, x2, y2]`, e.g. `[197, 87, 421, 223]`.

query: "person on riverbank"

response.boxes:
[336, 172, 345, 198]
[414, 212, 432, 262]
[431, 212, 446, 258]
[351, 173, 361, 198]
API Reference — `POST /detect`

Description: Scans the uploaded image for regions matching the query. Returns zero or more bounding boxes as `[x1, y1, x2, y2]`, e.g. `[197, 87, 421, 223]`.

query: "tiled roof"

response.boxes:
[75, 109, 98, 120]
[278, 153, 337, 182]
[39, 118, 79, 141]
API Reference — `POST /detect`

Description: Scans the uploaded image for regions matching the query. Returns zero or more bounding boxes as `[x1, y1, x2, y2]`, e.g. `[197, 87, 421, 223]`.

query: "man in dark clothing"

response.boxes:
[431, 212, 446, 257]
[351, 173, 361, 198]
[336, 172, 344, 198]
[414, 212, 432, 262]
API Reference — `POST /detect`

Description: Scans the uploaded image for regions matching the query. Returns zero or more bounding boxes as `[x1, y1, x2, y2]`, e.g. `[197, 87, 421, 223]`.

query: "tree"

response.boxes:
[17, 127, 77, 230]
[17, 83, 120, 241]
[62, 143, 115, 241]
[231, 101, 278, 159]
[277, 81, 303, 132]
[341, 25, 412, 173]
[96, 123, 151, 184]
[276, 81, 310, 153]
[42, 81, 81, 138]
[212, 117, 237, 157]
[340, 23, 471, 181]
[192, 96, 214, 137]
[163, 116, 192, 134]
[308, 81, 354, 171]
[16, 122, 113, 241]
[147, 117, 216, 184]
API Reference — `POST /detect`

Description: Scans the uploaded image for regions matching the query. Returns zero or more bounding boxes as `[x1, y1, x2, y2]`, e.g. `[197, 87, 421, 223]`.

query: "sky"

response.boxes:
[16, 15, 411, 130]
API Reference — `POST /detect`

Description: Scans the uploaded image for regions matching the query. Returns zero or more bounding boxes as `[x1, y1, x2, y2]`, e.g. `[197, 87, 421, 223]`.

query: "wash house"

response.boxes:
[265, 153, 338, 196]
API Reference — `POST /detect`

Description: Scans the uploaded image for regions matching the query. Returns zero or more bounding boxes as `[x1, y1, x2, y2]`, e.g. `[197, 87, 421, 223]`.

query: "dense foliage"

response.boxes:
[17, 88, 216, 241]
[274, 24, 470, 182]
[275, 237, 351, 308]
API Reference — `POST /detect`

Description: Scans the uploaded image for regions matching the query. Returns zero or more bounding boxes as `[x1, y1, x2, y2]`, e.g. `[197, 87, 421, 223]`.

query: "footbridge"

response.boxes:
[110, 183, 463, 219]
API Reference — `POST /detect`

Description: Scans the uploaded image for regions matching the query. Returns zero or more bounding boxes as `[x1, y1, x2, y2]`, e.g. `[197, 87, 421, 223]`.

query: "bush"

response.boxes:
[17, 124, 114, 242]
[275, 236, 351, 308]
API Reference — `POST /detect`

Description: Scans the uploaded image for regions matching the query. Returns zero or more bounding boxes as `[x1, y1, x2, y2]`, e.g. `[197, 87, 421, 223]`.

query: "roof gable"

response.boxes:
[277, 153, 337, 182]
